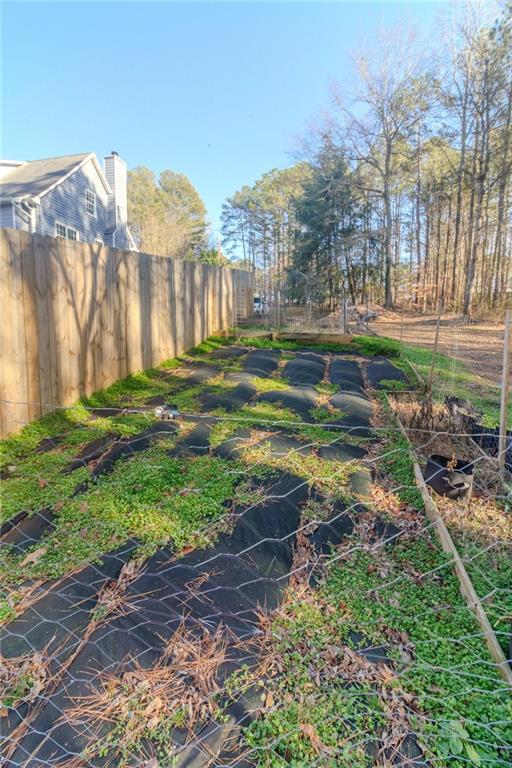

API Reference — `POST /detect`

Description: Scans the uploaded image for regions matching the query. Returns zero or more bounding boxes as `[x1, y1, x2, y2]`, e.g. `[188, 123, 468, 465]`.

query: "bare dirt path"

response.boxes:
[370, 313, 505, 386]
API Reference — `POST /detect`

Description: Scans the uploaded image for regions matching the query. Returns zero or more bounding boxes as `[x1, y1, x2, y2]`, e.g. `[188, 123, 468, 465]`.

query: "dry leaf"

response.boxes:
[146, 715, 161, 730]
[299, 722, 330, 754]
[144, 696, 163, 716]
[20, 547, 47, 567]
[264, 690, 274, 708]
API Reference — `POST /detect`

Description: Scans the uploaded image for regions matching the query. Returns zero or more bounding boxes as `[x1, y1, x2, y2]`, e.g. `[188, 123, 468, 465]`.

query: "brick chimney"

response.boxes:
[104, 151, 127, 231]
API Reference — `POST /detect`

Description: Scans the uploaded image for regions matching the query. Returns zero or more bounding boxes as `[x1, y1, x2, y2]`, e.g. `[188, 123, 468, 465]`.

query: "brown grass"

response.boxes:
[370, 312, 504, 386]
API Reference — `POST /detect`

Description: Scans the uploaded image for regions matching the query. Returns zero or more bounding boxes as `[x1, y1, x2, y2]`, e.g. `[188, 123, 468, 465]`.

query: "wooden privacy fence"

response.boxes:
[0, 229, 254, 437]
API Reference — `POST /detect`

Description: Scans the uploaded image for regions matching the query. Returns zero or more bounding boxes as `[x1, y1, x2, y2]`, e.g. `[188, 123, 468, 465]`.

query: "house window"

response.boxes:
[85, 190, 96, 216]
[55, 222, 79, 241]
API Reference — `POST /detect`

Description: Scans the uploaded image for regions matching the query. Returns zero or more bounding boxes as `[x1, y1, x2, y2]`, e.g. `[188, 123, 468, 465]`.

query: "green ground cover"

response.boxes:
[1, 334, 509, 766]
[242, 421, 512, 768]
[234, 334, 400, 357]
[0, 439, 252, 587]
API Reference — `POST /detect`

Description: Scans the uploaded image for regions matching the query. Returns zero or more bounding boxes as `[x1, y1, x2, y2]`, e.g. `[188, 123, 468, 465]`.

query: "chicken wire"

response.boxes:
[0, 342, 510, 768]
[234, 271, 349, 334]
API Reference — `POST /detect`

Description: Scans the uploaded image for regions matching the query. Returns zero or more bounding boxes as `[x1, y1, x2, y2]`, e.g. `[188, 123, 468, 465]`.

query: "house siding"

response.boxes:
[15, 206, 31, 232]
[0, 203, 14, 228]
[112, 224, 133, 250]
[1, 155, 135, 249]
[38, 160, 109, 242]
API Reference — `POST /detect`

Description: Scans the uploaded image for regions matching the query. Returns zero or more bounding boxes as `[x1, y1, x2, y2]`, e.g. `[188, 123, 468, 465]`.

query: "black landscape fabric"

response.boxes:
[366, 357, 407, 389]
[0, 345, 422, 767]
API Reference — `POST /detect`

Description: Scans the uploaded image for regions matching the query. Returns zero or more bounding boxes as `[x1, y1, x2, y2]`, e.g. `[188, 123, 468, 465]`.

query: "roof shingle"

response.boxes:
[0, 153, 91, 201]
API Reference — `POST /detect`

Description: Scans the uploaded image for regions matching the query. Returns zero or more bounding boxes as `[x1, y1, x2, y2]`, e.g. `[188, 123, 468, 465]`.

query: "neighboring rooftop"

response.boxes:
[0, 153, 91, 201]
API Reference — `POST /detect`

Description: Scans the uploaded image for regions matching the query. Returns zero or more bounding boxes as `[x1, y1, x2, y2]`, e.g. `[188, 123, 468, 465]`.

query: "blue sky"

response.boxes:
[2, 1, 447, 238]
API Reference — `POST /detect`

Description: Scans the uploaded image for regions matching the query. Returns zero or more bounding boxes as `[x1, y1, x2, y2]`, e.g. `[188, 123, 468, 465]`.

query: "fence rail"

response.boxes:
[0, 229, 253, 437]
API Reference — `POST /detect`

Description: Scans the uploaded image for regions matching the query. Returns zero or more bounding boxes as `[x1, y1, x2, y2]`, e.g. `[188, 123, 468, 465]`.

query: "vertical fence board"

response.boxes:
[19, 231, 41, 422]
[65, 238, 80, 404]
[0, 230, 253, 437]
[33, 234, 53, 415]
[6, 230, 30, 432]
[126, 250, 142, 373]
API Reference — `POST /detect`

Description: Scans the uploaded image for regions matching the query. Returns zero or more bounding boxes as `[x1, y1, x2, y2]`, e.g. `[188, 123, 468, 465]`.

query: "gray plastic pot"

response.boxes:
[424, 454, 474, 500]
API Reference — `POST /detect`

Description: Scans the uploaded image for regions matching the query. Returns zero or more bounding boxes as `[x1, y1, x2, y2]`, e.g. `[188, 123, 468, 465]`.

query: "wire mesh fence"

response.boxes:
[367, 306, 512, 473]
[0, 337, 510, 767]
[233, 272, 349, 334]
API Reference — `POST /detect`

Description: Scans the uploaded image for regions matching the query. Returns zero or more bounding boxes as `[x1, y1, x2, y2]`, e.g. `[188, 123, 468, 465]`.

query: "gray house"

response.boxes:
[0, 151, 136, 249]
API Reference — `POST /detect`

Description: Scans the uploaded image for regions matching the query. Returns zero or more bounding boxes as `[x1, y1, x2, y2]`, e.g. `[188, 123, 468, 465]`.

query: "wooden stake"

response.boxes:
[498, 309, 511, 472]
[392, 405, 512, 687]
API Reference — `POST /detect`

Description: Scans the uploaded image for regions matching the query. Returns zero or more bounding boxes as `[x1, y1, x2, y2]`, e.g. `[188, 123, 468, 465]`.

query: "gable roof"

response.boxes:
[0, 153, 111, 202]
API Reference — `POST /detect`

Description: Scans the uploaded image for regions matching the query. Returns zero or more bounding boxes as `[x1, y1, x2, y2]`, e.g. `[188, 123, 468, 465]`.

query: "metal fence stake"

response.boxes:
[498, 309, 511, 472]
[427, 298, 442, 395]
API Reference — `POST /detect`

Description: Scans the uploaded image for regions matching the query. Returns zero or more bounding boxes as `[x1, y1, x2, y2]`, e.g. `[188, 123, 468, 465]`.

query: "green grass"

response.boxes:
[1, 332, 508, 765]
[0, 449, 90, 523]
[378, 377, 409, 392]
[242, 438, 364, 500]
[242, 390, 511, 766]
[82, 371, 171, 408]
[1, 671, 34, 709]
[322, 542, 511, 766]
[0, 403, 93, 471]
[458, 538, 512, 656]
[188, 337, 225, 355]
[352, 334, 401, 357]
[0, 413, 157, 521]
[234, 334, 400, 357]
[377, 409, 424, 511]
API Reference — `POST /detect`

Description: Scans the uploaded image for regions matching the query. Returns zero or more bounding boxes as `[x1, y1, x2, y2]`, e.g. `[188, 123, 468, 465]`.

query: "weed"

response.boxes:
[352, 335, 401, 358]
[71, 624, 231, 765]
[189, 338, 225, 356]
[397, 341, 508, 427]
[242, 439, 362, 500]
[245, 535, 512, 767]
[310, 405, 344, 423]
[316, 382, 340, 395]
[378, 378, 409, 392]
[250, 376, 291, 393]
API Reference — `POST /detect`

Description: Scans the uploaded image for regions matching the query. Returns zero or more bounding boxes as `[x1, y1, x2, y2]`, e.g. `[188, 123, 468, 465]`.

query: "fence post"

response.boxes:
[427, 298, 442, 395]
[340, 298, 348, 334]
[498, 309, 511, 472]
[399, 303, 405, 354]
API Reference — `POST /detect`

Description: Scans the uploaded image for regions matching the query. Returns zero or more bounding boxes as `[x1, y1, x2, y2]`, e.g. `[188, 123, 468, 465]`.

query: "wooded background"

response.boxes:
[0, 229, 253, 437]
[222, 2, 512, 317]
